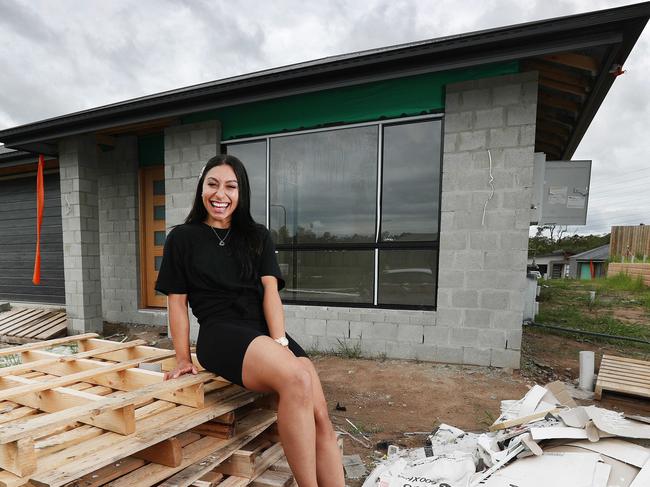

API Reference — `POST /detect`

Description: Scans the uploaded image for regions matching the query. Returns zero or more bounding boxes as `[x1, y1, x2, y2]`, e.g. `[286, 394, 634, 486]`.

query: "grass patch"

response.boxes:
[592, 273, 647, 293]
[536, 276, 650, 351]
[0, 354, 21, 368]
[335, 339, 363, 359]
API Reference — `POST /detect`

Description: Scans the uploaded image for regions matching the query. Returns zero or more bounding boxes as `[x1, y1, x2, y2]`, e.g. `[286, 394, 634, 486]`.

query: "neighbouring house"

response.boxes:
[569, 244, 610, 279]
[528, 250, 573, 279]
[0, 3, 648, 369]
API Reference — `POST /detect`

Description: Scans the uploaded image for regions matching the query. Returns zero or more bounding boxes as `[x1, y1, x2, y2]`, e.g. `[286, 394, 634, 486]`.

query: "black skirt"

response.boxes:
[195, 318, 307, 387]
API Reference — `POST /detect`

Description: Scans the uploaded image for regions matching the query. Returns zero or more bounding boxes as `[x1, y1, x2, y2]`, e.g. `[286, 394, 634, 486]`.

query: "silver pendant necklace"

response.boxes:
[209, 225, 231, 246]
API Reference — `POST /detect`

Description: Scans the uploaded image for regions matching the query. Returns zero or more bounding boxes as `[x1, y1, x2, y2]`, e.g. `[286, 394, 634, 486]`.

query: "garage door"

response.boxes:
[0, 173, 65, 304]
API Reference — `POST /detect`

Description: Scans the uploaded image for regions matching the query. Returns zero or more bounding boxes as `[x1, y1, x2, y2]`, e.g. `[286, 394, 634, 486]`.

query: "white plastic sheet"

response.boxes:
[362, 452, 476, 487]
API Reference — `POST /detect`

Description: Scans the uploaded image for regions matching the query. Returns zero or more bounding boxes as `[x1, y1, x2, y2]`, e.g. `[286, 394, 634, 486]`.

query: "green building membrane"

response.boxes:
[182, 61, 519, 140]
[140, 61, 519, 163]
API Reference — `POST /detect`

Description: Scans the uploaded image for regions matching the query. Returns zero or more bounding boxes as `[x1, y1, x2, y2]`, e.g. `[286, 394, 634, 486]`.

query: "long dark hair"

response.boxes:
[184, 154, 263, 279]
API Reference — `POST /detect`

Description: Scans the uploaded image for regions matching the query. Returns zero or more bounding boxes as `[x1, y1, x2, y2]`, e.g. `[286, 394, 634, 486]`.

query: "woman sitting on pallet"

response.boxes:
[155, 154, 344, 487]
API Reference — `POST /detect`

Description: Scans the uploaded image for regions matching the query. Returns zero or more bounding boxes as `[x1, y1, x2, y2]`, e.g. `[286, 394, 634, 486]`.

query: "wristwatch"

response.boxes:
[274, 336, 289, 347]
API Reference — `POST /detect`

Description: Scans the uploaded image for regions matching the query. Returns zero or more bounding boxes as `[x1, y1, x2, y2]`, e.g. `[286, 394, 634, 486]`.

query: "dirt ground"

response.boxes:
[100, 322, 650, 484]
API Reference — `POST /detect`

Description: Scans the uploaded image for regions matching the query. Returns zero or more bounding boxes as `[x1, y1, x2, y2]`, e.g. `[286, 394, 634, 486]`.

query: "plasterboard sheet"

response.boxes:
[545, 446, 639, 487]
[593, 462, 612, 487]
[629, 460, 650, 487]
[559, 407, 590, 428]
[530, 426, 590, 441]
[545, 381, 577, 408]
[478, 452, 601, 487]
[586, 407, 650, 439]
[566, 439, 650, 468]
[520, 385, 549, 417]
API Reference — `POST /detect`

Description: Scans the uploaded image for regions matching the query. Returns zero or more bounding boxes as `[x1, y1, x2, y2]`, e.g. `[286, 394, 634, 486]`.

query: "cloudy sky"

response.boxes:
[1, 0, 648, 236]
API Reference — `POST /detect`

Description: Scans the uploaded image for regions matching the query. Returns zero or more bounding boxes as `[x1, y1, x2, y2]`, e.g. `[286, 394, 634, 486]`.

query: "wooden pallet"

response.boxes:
[595, 354, 650, 400]
[0, 308, 68, 344]
[0, 334, 282, 487]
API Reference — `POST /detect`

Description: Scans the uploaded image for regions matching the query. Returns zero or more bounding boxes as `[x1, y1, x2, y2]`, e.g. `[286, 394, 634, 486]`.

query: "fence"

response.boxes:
[610, 225, 650, 258]
[607, 262, 650, 286]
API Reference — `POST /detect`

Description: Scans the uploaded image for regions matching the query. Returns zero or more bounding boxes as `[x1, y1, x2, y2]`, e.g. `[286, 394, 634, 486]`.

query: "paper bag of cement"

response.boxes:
[362, 453, 476, 487]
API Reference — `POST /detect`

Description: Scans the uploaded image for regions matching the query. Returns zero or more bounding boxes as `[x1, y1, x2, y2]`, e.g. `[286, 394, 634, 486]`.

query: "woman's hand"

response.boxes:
[164, 359, 198, 380]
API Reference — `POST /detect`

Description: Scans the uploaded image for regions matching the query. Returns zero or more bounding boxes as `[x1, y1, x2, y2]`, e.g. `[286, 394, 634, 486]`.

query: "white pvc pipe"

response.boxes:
[579, 351, 595, 392]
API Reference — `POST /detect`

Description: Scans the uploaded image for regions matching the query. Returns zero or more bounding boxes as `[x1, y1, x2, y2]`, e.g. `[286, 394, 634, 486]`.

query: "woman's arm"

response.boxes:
[165, 293, 198, 380]
[261, 275, 286, 341]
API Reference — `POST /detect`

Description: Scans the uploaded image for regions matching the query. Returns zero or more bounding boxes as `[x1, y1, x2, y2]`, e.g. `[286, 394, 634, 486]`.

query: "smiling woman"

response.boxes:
[201, 164, 239, 229]
[155, 154, 345, 486]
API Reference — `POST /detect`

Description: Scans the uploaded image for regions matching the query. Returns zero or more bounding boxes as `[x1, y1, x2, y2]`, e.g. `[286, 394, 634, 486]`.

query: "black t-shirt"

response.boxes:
[154, 223, 285, 324]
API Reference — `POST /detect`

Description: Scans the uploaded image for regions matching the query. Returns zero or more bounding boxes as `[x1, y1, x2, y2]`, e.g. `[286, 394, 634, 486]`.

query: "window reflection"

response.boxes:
[278, 250, 373, 304]
[224, 118, 442, 308]
[381, 120, 441, 242]
[378, 249, 437, 306]
[270, 126, 378, 244]
[226, 140, 267, 225]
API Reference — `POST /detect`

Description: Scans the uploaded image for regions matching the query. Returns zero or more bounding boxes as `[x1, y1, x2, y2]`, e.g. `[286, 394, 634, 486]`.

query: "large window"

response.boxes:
[225, 116, 442, 309]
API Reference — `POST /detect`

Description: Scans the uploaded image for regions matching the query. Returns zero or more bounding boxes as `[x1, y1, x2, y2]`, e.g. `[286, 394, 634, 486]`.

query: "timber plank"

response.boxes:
[33, 322, 68, 341]
[34, 425, 103, 458]
[0, 369, 209, 445]
[0, 351, 177, 404]
[78, 339, 182, 363]
[0, 334, 98, 357]
[20, 315, 66, 338]
[218, 478, 249, 487]
[216, 443, 284, 479]
[156, 415, 276, 487]
[22, 388, 260, 487]
[0, 375, 135, 435]
[27, 318, 68, 341]
[0, 438, 36, 477]
[95, 409, 274, 487]
[19, 350, 211, 408]
[0, 340, 147, 378]
[0, 311, 49, 335]
[1, 311, 55, 337]
[63, 457, 146, 487]
[132, 437, 183, 467]
[0, 309, 29, 323]
[250, 470, 293, 487]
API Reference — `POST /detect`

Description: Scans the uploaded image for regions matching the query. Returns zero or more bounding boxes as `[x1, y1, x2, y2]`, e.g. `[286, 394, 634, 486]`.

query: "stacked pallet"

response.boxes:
[0, 334, 296, 487]
[595, 353, 650, 400]
[0, 308, 68, 344]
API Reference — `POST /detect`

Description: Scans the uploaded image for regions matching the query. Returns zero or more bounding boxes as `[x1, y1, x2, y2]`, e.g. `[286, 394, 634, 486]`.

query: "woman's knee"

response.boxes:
[279, 362, 313, 403]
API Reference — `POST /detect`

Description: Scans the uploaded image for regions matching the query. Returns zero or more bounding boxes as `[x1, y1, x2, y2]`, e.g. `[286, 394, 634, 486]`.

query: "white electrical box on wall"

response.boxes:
[531, 156, 592, 226]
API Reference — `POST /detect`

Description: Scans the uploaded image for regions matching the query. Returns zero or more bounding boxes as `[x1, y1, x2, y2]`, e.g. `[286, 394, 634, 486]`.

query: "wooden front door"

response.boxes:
[139, 166, 166, 308]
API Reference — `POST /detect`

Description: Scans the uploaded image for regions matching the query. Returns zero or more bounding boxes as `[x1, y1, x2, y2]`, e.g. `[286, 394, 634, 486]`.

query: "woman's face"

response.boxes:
[202, 164, 239, 228]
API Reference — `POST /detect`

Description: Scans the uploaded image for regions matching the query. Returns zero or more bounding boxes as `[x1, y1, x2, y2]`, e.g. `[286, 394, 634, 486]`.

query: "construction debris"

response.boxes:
[342, 454, 367, 479]
[0, 334, 299, 487]
[362, 381, 650, 487]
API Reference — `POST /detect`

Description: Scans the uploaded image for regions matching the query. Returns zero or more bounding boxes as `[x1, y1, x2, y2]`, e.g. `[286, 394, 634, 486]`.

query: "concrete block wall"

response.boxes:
[437, 71, 538, 368]
[58, 135, 103, 333]
[282, 72, 537, 366]
[96, 136, 167, 326]
[283, 305, 441, 361]
[164, 121, 221, 340]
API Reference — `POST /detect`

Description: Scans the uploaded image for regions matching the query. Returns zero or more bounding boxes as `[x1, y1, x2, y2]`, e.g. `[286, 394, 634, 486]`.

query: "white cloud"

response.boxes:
[0, 0, 647, 235]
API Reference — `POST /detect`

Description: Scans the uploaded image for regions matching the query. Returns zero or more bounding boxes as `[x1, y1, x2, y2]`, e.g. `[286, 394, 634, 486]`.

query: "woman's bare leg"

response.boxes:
[242, 336, 318, 487]
[297, 357, 345, 487]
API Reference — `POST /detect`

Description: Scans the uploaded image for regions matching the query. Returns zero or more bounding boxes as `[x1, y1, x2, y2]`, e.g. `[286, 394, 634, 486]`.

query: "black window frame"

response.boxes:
[225, 114, 444, 310]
